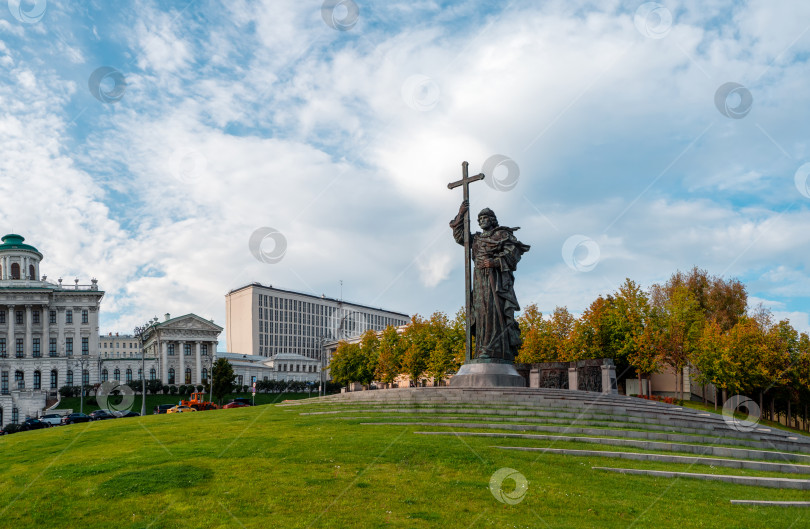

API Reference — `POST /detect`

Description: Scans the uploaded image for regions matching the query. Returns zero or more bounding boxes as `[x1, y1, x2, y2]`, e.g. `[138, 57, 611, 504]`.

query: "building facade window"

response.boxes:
[15, 338, 23, 358]
[32, 310, 40, 324]
[33, 370, 41, 390]
[15, 311, 22, 325]
[0, 310, 4, 324]
[1, 371, 7, 394]
[32, 338, 40, 357]
[101, 369, 108, 382]
[66, 370, 73, 386]
[50, 370, 58, 389]
[184, 343, 191, 356]
[201, 368, 208, 382]
[126, 368, 132, 383]
[168, 368, 175, 384]
[11, 407, 18, 424]
[185, 367, 191, 384]
[28, 264, 35, 280]
[81, 337, 89, 355]
[49, 338, 57, 357]
[14, 370, 24, 389]
[49, 311, 56, 324]
[10, 263, 19, 279]
[82, 310, 88, 324]
[113, 368, 120, 381]
[66, 338, 73, 356]
[149, 368, 156, 381]
[201, 344, 208, 356]
[66, 310, 72, 324]
[0, 338, 5, 358]
[82, 370, 89, 386]
[168, 344, 175, 356]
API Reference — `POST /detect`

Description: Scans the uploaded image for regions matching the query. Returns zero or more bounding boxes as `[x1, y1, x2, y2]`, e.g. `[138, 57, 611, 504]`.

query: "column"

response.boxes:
[24, 305, 32, 357]
[42, 304, 49, 356]
[178, 340, 185, 384]
[195, 341, 202, 385]
[161, 341, 168, 383]
[7, 304, 14, 355]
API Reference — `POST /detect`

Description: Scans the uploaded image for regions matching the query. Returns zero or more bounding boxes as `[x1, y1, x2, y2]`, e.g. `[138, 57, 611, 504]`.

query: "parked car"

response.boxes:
[113, 410, 140, 418]
[61, 413, 92, 425]
[39, 414, 64, 426]
[231, 398, 253, 406]
[20, 418, 50, 431]
[222, 401, 250, 409]
[89, 409, 116, 421]
[153, 404, 175, 415]
[166, 405, 196, 414]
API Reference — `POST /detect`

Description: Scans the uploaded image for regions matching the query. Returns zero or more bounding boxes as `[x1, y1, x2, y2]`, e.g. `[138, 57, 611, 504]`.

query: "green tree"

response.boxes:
[211, 358, 236, 405]
[375, 325, 405, 384]
[425, 311, 461, 384]
[401, 315, 430, 385]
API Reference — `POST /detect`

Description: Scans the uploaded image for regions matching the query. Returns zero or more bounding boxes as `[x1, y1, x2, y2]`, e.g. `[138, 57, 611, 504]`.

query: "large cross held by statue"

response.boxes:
[448, 161, 485, 362]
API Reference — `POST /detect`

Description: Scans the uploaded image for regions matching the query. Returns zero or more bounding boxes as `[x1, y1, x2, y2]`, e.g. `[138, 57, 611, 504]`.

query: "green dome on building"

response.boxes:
[0, 234, 42, 257]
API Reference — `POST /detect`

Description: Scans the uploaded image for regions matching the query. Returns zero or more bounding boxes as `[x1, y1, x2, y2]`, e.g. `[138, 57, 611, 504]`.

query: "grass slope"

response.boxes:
[1, 399, 809, 528]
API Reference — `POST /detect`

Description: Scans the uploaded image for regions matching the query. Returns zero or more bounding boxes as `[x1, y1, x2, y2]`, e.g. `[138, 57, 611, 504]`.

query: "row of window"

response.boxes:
[165, 343, 208, 356]
[0, 337, 89, 357]
[275, 363, 318, 373]
[0, 262, 36, 280]
[0, 309, 89, 325]
[0, 369, 85, 393]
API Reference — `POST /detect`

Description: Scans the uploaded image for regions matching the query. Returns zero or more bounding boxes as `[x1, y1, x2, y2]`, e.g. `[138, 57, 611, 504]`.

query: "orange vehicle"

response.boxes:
[180, 392, 219, 411]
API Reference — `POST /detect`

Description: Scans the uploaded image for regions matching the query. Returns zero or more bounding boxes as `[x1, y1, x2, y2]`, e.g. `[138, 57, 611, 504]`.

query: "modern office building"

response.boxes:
[225, 283, 410, 358]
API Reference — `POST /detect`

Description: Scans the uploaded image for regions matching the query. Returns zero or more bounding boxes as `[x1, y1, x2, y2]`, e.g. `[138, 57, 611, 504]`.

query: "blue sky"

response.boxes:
[2, 0, 810, 349]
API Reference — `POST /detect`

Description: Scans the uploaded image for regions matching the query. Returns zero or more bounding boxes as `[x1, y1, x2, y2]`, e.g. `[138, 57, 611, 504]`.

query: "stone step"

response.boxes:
[413, 431, 810, 464]
[364, 422, 810, 453]
[593, 467, 810, 489]
[493, 446, 810, 474]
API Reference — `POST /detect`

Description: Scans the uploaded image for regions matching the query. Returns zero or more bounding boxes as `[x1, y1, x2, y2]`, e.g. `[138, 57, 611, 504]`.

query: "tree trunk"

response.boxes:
[638, 372, 642, 397]
[647, 375, 652, 398]
[770, 399, 776, 424]
[702, 383, 706, 405]
[759, 392, 764, 422]
[721, 388, 727, 407]
[788, 400, 792, 429]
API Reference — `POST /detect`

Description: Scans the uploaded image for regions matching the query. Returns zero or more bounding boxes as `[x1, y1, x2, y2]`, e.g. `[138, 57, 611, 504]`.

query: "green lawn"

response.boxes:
[1, 399, 808, 528]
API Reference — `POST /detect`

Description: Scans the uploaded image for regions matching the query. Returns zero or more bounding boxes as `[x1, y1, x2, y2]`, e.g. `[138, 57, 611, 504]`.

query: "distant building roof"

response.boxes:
[0, 234, 42, 257]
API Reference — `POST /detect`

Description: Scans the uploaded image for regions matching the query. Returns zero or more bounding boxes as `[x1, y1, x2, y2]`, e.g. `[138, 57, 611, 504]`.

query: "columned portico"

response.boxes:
[142, 314, 222, 389]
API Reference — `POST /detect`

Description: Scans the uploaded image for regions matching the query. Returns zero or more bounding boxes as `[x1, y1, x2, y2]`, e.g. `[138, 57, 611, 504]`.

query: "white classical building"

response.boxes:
[219, 351, 321, 387]
[141, 313, 222, 386]
[0, 234, 104, 427]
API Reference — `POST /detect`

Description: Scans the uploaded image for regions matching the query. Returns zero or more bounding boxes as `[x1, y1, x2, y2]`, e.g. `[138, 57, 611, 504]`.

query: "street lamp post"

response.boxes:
[134, 317, 158, 417]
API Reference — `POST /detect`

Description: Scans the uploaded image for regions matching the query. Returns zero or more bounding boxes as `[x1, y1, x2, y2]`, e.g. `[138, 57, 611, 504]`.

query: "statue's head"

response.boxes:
[477, 208, 498, 230]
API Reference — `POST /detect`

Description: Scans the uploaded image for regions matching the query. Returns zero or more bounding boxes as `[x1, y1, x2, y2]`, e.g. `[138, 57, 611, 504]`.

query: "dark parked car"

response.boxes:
[89, 409, 116, 421]
[153, 404, 175, 415]
[113, 410, 140, 418]
[222, 401, 250, 409]
[61, 413, 92, 425]
[20, 418, 50, 431]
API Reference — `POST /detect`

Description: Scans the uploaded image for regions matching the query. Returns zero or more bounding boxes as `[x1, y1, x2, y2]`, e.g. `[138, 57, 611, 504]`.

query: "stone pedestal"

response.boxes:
[601, 364, 618, 395]
[568, 367, 578, 391]
[450, 362, 526, 388]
